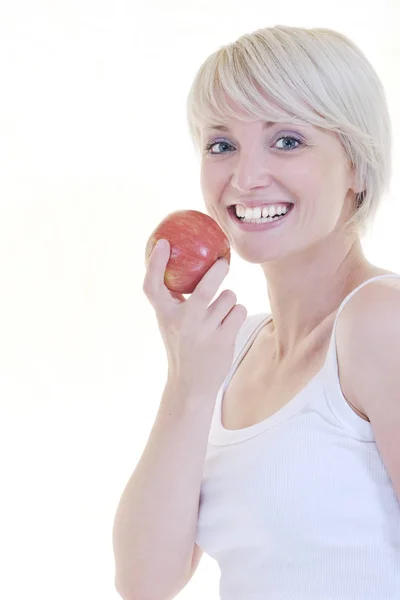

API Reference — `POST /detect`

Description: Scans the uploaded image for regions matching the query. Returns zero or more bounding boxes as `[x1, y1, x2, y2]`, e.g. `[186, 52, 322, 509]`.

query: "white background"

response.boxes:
[0, 1, 399, 598]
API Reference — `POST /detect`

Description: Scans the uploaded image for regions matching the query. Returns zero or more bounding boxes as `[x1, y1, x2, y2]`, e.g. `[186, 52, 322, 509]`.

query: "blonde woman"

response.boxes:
[113, 26, 400, 599]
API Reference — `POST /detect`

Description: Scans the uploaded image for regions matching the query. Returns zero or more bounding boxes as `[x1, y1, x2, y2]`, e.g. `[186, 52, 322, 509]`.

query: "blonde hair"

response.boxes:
[186, 25, 392, 238]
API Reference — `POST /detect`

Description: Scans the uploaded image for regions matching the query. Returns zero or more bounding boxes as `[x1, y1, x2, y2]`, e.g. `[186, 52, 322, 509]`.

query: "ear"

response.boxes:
[348, 162, 365, 196]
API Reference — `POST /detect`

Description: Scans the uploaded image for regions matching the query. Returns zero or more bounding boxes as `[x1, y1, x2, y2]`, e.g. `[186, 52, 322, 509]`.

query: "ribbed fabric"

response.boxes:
[195, 274, 400, 599]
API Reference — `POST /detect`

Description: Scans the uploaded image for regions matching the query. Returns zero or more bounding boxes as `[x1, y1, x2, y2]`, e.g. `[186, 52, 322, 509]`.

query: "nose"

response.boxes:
[230, 149, 273, 193]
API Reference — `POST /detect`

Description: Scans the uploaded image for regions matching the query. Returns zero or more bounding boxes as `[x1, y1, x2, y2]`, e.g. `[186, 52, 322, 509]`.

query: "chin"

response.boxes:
[233, 243, 287, 265]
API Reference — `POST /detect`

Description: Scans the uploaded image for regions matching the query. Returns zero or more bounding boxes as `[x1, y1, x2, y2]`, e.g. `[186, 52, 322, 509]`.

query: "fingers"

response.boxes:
[143, 239, 182, 309]
[143, 240, 230, 315]
[205, 288, 248, 335]
[205, 288, 237, 323]
[186, 258, 230, 312]
[219, 303, 248, 337]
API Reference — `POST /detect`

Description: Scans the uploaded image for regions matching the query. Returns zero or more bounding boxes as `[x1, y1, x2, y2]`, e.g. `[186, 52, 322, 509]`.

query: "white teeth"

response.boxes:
[262, 206, 271, 218]
[235, 204, 290, 219]
[245, 207, 256, 219]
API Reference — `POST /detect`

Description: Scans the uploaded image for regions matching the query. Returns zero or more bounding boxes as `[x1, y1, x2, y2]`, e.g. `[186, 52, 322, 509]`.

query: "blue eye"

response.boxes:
[275, 136, 303, 150]
[204, 135, 303, 155]
[205, 140, 234, 155]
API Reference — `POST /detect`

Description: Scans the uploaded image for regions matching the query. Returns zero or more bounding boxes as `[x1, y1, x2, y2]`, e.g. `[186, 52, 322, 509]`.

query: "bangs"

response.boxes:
[186, 41, 333, 147]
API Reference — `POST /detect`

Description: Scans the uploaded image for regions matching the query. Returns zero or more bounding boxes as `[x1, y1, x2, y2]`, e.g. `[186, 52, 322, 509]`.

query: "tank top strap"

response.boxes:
[324, 273, 400, 373]
[232, 312, 272, 363]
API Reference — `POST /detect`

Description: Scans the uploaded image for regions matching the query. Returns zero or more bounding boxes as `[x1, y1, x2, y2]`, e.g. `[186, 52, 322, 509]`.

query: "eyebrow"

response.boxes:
[204, 121, 286, 132]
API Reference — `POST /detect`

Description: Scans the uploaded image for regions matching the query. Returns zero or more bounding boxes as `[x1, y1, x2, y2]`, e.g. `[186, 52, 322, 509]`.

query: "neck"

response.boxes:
[261, 231, 372, 360]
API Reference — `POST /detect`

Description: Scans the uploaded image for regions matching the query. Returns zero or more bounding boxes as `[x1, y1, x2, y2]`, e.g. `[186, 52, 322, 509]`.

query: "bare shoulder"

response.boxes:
[335, 271, 400, 418]
[337, 271, 400, 327]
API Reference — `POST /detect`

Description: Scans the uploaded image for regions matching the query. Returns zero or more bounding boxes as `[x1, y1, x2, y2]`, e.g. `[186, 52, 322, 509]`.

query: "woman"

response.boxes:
[113, 25, 400, 600]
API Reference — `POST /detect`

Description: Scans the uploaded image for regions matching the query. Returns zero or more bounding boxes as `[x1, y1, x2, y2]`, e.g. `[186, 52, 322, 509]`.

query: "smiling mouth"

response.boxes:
[228, 203, 294, 222]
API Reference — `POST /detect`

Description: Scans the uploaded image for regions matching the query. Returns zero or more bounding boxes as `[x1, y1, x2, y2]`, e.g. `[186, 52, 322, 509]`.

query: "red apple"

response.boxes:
[144, 209, 231, 294]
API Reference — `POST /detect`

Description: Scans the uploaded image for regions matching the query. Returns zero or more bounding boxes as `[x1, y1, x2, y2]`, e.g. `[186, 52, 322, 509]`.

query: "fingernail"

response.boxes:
[156, 239, 167, 249]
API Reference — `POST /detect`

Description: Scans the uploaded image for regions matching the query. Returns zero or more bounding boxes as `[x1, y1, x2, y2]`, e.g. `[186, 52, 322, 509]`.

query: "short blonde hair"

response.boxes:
[186, 25, 392, 238]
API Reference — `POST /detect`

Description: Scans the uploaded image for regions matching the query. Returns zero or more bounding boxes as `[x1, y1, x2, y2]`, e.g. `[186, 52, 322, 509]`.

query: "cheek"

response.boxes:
[297, 160, 340, 208]
[200, 163, 225, 196]
[199, 169, 208, 197]
[200, 167, 230, 230]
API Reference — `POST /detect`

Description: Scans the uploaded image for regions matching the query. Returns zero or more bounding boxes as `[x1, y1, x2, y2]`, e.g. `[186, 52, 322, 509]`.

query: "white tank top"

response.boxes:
[195, 274, 400, 599]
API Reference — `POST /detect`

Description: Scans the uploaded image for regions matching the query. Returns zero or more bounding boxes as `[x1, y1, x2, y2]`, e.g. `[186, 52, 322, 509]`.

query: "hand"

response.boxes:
[143, 239, 247, 396]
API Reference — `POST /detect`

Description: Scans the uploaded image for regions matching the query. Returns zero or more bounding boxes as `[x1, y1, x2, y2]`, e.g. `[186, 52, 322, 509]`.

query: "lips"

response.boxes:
[229, 201, 294, 209]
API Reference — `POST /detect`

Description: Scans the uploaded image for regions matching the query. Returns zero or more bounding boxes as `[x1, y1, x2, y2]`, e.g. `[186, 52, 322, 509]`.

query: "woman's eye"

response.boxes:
[274, 136, 302, 150]
[205, 141, 234, 155]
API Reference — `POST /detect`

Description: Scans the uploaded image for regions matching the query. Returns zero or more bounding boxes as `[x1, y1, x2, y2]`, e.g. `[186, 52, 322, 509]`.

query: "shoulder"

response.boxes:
[335, 273, 400, 416]
[336, 275, 400, 351]
[335, 275, 400, 500]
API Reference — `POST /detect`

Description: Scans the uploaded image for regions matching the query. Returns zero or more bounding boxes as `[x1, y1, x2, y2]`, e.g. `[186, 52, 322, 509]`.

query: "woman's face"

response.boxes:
[199, 115, 359, 264]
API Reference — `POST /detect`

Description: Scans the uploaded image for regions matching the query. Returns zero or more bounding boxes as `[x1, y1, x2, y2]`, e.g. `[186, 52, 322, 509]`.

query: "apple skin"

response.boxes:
[144, 209, 231, 294]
